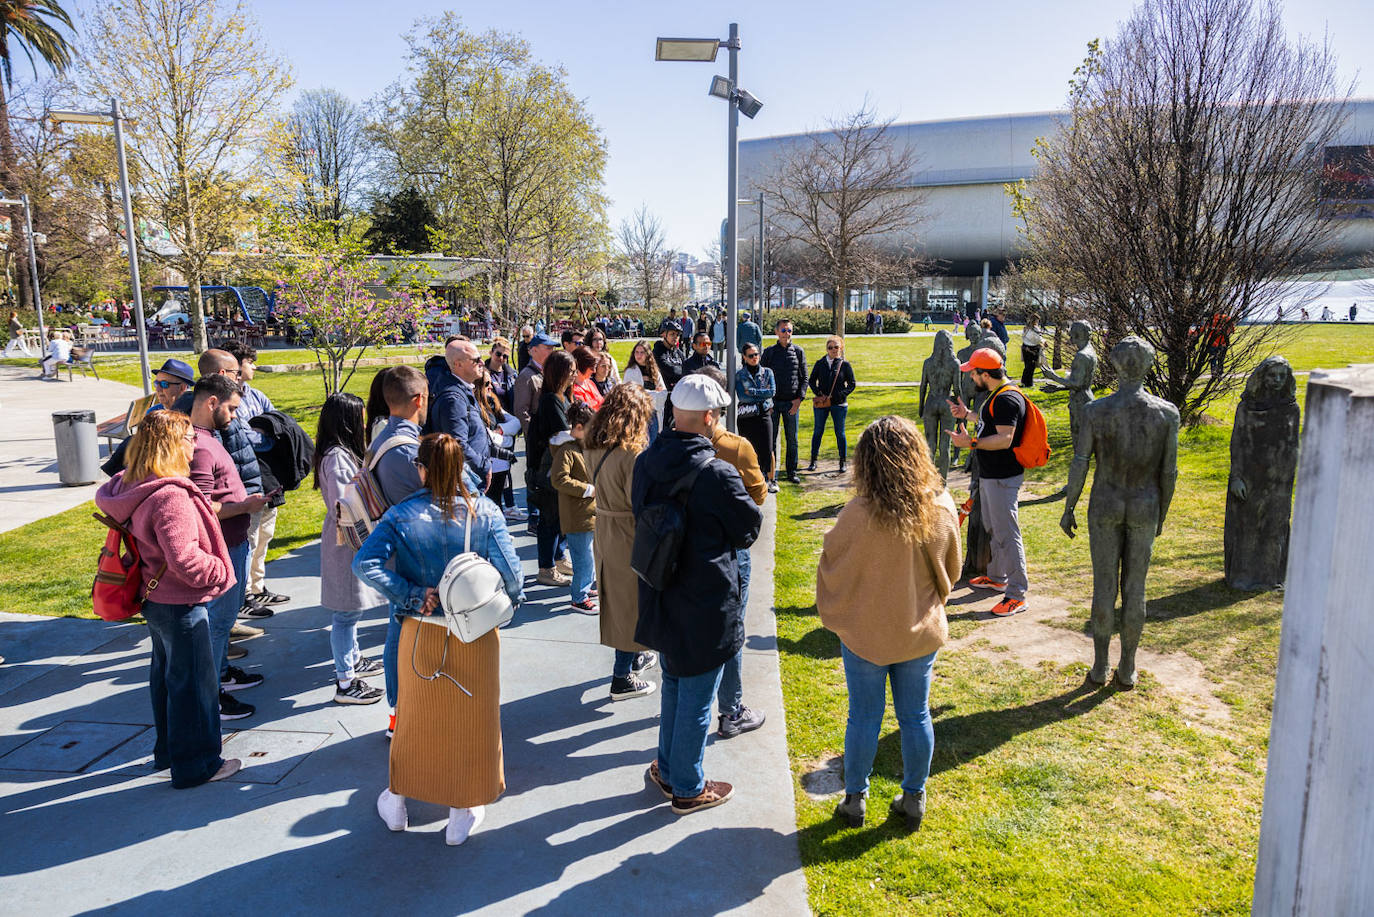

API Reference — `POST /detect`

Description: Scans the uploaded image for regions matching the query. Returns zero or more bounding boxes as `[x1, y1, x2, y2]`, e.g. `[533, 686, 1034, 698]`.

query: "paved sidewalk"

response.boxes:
[0, 365, 144, 533]
[0, 494, 808, 915]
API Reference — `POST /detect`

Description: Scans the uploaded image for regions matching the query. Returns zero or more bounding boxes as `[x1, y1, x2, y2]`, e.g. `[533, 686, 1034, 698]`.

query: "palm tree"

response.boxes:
[0, 0, 74, 310]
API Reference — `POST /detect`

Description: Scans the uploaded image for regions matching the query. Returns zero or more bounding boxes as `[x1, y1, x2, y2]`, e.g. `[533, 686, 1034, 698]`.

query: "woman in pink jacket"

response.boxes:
[95, 410, 239, 788]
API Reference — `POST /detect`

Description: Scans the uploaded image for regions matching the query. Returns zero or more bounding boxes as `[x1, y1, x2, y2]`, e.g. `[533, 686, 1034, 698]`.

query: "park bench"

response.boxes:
[97, 393, 157, 453]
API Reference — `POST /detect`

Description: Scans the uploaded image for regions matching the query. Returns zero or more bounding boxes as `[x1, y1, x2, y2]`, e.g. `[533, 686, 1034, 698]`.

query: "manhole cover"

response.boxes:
[0, 721, 148, 774]
[801, 755, 844, 799]
[220, 729, 331, 784]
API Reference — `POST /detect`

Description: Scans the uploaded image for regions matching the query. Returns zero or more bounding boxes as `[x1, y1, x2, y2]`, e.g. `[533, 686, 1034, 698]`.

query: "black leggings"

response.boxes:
[486, 469, 515, 507]
[738, 412, 774, 478]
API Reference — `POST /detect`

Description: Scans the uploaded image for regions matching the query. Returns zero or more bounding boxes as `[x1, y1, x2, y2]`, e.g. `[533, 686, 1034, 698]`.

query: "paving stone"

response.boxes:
[0, 720, 147, 774]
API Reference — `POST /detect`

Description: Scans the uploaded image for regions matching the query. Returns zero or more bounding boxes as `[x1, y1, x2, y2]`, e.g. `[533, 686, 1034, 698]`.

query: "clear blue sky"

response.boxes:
[71, 0, 1372, 257]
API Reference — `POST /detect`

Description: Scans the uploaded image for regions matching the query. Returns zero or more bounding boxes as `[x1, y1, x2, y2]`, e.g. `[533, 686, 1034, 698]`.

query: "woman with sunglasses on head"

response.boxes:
[622, 339, 666, 441]
[585, 326, 619, 382]
[735, 343, 777, 492]
[808, 336, 858, 474]
[353, 433, 523, 846]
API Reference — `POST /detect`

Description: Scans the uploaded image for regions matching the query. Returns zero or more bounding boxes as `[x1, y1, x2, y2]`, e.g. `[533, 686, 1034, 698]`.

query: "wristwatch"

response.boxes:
[969, 437, 978, 449]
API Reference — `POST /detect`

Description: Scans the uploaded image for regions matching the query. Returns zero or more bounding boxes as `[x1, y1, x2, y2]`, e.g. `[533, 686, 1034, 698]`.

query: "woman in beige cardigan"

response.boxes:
[816, 415, 961, 831]
[583, 384, 659, 701]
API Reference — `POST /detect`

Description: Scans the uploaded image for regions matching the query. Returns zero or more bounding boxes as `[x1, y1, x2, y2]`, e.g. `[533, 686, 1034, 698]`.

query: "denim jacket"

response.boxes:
[352, 489, 525, 614]
[735, 366, 776, 406]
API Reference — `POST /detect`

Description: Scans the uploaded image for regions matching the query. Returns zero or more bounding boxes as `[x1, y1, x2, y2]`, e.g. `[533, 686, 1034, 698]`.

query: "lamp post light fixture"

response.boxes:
[50, 98, 151, 395]
[655, 22, 763, 431]
[0, 192, 45, 343]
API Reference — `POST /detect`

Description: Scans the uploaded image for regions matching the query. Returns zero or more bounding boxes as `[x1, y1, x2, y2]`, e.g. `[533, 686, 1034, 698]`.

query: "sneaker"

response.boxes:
[219, 692, 255, 721]
[631, 651, 658, 674]
[226, 643, 248, 661]
[445, 805, 485, 846]
[209, 758, 242, 782]
[536, 567, 571, 587]
[767, 480, 779, 493]
[220, 666, 264, 692]
[969, 575, 1008, 590]
[386, 711, 396, 740]
[646, 762, 672, 799]
[503, 506, 528, 522]
[354, 656, 384, 676]
[569, 598, 598, 613]
[991, 597, 1027, 617]
[671, 780, 734, 815]
[250, 590, 290, 606]
[230, 621, 263, 639]
[335, 679, 384, 705]
[806, 461, 817, 472]
[610, 673, 656, 701]
[587, 584, 599, 597]
[555, 556, 574, 578]
[238, 599, 274, 620]
[377, 788, 408, 831]
[717, 705, 766, 739]
[786, 473, 801, 484]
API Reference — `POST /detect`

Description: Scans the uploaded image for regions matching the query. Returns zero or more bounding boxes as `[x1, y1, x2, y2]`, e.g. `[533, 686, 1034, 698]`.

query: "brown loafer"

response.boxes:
[671, 779, 734, 815]
[646, 762, 672, 799]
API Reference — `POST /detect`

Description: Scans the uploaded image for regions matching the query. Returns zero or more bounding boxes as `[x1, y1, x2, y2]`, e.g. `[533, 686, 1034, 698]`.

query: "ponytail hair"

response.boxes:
[417, 433, 471, 522]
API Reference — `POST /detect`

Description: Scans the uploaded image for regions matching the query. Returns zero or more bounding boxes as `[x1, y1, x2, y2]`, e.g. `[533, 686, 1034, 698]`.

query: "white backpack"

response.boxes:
[425, 503, 514, 643]
[335, 435, 419, 550]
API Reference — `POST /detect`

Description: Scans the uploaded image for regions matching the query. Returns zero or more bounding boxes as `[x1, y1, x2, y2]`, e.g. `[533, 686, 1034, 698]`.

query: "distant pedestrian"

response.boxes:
[807, 336, 857, 474]
[711, 311, 727, 362]
[94, 410, 240, 788]
[516, 325, 534, 371]
[817, 415, 961, 830]
[761, 319, 806, 485]
[989, 310, 1010, 346]
[1351, 303, 1359, 322]
[736, 312, 762, 353]
[429, 338, 493, 487]
[1020, 315, 1047, 388]
[5, 310, 29, 357]
[652, 320, 687, 429]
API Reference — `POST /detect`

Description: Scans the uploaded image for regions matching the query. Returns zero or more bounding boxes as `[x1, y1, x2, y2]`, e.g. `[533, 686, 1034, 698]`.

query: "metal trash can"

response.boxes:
[52, 409, 101, 486]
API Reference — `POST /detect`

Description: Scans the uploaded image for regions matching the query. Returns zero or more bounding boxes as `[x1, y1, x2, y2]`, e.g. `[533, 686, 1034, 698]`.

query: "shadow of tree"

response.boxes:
[775, 624, 840, 661]
[1146, 578, 1265, 621]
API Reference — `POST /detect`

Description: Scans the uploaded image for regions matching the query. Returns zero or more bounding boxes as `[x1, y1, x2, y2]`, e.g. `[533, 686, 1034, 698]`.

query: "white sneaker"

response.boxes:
[555, 557, 574, 578]
[502, 506, 528, 522]
[377, 788, 408, 832]
[446, 805, 485, 846]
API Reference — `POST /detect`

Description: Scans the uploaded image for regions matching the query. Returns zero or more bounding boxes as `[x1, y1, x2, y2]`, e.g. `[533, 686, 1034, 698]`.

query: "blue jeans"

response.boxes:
[566, 530, 595, 602]
[207, 540, 250, 679]
[141, 600, 223, 788]
[840, 643, 937, 796]
[331, 606, 379, 681]
[771, 403, 799, 475]
[383, 606, 410, 708]
[612, 649, 636, 679]
[810, 404, 849, 463]
[716, 547, 750, 716]
[658, 664, 726, 797]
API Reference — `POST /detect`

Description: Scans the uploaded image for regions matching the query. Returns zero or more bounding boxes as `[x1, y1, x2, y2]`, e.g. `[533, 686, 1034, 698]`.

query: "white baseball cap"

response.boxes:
[672, 374, 732, 411]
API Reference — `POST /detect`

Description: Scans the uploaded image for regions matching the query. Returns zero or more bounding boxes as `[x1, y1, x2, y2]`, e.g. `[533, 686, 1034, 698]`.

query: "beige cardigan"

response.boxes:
[816, 491, 962, 665]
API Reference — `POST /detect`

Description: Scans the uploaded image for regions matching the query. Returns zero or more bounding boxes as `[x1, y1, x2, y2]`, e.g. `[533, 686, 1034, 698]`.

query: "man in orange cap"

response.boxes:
[949, 348, 1028, 616]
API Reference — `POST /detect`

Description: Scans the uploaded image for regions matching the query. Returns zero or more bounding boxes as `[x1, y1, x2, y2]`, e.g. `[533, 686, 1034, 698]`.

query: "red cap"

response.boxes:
[960, 348, 1005, 372]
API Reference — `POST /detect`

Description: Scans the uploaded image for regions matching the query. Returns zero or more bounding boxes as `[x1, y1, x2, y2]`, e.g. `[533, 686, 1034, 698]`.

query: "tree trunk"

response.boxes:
[831, 283, 845, 337]
[187, 273, 208, 353]
[0, 81, 31, 314]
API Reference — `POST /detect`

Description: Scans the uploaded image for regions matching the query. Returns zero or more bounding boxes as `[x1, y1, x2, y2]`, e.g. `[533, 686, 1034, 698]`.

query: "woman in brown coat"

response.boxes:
[583, 384, 659, 701]
[816, 415, 961, 832]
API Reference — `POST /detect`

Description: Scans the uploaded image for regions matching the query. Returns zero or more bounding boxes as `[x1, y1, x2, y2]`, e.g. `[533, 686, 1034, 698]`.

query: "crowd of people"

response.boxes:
[85, 315, 1049, 846]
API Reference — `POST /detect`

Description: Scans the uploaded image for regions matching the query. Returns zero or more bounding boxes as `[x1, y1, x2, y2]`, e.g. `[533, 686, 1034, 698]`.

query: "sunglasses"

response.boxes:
[744, 351, 759, 358]
[154, 379, 186, 390]
[826, 344, 840, 351]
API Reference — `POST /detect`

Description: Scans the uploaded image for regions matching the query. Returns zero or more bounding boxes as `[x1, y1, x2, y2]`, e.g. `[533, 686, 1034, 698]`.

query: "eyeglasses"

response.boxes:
[411, 458, 426, 469]
[778, 328, 793, 335]
[743, 351, 759, 359]
[491, 350, 507, 358]
[826, 344, 840, 351]
[154, 379, 186, 390]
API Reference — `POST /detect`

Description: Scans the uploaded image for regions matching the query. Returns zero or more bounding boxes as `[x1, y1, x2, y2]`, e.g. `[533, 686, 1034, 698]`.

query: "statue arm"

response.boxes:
[1157, 410, 1180, 536]
[919, 369, 928, 413]
[1061, 411, 1093, 538]
[1227, 409, 1247, 500]
[1038, 355, 1069, 384]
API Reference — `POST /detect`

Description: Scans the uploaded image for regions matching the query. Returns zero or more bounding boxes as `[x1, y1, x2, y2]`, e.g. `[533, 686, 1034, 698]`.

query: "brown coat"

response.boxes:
[551, 435, 595, 534]
[709, 424, 767, 506]
[585, 444, 648, 652]
[816, 491, 962, 665]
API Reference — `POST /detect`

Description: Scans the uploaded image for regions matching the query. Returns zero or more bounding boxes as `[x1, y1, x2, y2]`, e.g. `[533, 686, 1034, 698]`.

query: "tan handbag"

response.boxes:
[813, 360, 842, 409]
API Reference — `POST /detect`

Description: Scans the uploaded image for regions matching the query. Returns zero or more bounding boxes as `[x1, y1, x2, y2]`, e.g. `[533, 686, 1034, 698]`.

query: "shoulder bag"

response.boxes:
[427, 503, 515, 643]
[813, 361, 842, 410]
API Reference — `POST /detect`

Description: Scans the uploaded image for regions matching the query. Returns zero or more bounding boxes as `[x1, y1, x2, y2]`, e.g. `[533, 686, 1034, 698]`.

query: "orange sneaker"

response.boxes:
[969, 576, 1007, 590]
[991, 597, 1027, 617]
[386, 711, 396, 740]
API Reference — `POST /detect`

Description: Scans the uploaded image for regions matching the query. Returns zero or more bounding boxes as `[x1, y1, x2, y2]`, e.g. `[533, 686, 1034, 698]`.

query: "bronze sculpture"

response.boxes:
[919, 330, 961, 479]
[1039, 320, 1097, 437]
[1061, 336, 1179, 688]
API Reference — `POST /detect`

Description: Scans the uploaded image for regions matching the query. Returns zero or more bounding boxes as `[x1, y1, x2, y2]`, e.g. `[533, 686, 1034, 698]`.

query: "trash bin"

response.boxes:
[52, 409, 101, 486]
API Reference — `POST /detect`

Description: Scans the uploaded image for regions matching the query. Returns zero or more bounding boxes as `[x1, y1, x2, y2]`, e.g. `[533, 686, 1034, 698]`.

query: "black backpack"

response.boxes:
[631, 461, 706, 591]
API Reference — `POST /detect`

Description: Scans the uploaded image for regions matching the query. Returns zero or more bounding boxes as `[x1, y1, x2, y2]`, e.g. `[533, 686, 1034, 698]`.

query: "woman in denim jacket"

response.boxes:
[353, 433, 524, 847]
[734, 344, 777, 489]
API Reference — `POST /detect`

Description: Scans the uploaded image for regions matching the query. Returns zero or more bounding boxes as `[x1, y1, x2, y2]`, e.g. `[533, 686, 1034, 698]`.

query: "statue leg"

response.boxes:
[1116, 523, 1157, 689]
[922, 409, 940, 474]
[937, 423, 952, 480]
[1086, 520, 1124, 685]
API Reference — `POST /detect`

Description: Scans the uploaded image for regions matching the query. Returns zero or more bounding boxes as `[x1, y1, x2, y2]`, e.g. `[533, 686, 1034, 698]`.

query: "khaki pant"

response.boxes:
[245, 505, 278, 596]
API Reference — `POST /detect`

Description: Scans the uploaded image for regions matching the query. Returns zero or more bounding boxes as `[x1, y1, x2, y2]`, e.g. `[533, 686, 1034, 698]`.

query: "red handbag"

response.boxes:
[91, 513, 165, 621]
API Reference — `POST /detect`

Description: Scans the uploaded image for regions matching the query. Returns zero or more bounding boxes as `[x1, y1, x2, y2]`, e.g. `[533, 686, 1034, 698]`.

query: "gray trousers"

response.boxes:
[979, 475, 1028, 600]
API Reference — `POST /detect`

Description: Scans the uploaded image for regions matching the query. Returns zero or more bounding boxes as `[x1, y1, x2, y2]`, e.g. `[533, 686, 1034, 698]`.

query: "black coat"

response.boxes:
[652, 340, 687, 389]
[682, 351, 721, 375]
[631, 431, 762, 677]
[808, 357, 857, 406]
[761, 342, 807, 403]
[526, 392, 569, 508]
[248, 409, 315, 503]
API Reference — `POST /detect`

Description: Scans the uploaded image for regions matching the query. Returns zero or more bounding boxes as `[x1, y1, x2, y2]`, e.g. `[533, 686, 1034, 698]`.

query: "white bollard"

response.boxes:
[1253, 364, 1374, 916]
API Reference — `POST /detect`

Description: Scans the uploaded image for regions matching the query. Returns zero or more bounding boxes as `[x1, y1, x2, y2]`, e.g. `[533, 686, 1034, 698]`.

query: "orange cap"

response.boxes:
[960, 348, 1005, 372]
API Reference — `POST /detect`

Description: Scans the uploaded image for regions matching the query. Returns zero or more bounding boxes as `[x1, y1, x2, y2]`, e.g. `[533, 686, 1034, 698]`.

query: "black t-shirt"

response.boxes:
[975, 385, 1025, 479]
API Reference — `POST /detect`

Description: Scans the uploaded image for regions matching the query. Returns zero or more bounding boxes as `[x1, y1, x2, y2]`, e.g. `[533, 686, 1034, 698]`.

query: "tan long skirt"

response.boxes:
[389, 616, 504, 808]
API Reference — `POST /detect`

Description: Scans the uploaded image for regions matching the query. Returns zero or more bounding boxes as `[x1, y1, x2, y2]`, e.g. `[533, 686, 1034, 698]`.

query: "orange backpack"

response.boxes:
[991, 384, 1051, 469]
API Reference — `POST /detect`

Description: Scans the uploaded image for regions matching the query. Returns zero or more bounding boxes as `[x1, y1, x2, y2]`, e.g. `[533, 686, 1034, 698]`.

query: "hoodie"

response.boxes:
[94, 473, 234, 606]
[631, 430, 763, 677]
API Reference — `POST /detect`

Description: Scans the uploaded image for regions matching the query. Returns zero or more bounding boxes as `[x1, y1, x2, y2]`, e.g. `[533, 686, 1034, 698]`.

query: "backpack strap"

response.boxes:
[365, 434, 419, 472]
[591, 449, 613, 484]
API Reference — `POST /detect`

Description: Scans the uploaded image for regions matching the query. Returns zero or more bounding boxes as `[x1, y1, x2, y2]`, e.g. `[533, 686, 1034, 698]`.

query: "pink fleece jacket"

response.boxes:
[94, 473, 234, 606]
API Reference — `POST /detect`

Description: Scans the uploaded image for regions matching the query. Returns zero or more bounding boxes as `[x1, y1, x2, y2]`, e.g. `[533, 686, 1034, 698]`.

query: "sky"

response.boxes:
[65, 0, 1373, 257]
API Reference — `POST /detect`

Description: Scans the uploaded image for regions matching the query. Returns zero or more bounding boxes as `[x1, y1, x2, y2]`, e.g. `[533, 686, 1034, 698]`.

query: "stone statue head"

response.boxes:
[933, 329, 954, 356]
[1110, 335, 1155, 385]
[1244, 356, 1297, 405]
[964, 322, 979, 343]
[1069, 320, 1093, 348]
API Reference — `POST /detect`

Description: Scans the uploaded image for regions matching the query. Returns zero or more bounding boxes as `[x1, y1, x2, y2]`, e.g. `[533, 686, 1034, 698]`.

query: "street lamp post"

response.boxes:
[0, 192, 46, 342]
[50, 98, 151, 395]
[656, 24, 762, 432]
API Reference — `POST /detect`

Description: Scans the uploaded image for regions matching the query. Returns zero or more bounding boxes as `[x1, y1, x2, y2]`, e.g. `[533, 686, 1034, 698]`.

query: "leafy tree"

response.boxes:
[362, 187, 435, 254]
[81, 0, 292, 352]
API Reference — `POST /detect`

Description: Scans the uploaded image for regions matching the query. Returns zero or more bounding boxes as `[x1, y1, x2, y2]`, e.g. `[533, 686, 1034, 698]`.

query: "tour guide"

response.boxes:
[949, 348, 1028, 616]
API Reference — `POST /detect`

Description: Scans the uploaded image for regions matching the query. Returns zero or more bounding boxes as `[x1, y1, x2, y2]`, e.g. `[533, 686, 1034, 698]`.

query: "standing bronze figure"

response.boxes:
[1039, 320, 1097, 438]
[919, 331, 961, 479]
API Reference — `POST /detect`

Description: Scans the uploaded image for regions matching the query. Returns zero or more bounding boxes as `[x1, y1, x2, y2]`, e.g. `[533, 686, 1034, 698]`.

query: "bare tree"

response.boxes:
[1011, 0, 1353, 422]
[767, 103, 929, 334]
[616, 204, 673, 308]
[277, 88, 373, 237]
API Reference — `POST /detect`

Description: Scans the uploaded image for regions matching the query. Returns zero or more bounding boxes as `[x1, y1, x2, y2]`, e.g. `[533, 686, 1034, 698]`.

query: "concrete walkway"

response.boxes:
[0, 494, 808, 915]
[0, 365, 143, 533]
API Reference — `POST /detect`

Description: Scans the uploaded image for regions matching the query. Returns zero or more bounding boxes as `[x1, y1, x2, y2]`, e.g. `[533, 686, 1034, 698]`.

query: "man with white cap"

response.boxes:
[632, 374, 763, 815]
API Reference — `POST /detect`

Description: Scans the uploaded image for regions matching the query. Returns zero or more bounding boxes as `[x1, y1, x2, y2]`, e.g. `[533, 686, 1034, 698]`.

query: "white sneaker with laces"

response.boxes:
[377, 788, 408, 832]
[446, 805, 485, 846]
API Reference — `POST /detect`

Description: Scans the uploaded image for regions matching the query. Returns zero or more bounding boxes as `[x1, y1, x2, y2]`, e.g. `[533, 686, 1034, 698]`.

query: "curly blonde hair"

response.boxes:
[851, 415, 946, 541]
[585, 383, 652, 453]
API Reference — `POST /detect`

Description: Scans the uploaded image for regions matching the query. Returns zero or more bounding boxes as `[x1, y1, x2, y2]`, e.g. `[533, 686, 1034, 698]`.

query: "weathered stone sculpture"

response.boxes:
[1060, 336, 1179, 688]
[1039, 320, 1097, 438]
[919, 330, 961, 478]
[1224, 357, 1300, 590]
[956, 322, 981, 408]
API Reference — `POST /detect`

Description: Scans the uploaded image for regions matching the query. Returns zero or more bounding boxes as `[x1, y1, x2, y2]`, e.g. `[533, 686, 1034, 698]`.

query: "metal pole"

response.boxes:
[724, 23, 740, 432]
[980, 260, 990, 318]
[112, 97, 151, 395]
[19, 194, 44, 341]
[757, 192, 765, 321]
